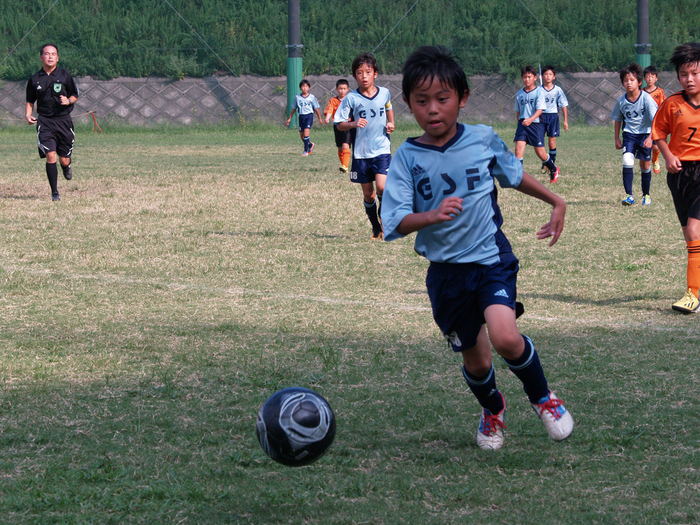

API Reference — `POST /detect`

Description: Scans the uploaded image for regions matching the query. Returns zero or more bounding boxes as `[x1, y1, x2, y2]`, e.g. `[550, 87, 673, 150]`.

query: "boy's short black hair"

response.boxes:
[351, 53, 378, 76]
[542, 65, 556, 75]
[401, 46, 469, 104]
[619, 63, 642, 83]
[670, 42, 700, 75]
[521, 65, 537, 76]
[299, 79, 310, 88]
[643, 65, 658, 76]
[335, 78, 349, 88]
[40, 43, 58, 55]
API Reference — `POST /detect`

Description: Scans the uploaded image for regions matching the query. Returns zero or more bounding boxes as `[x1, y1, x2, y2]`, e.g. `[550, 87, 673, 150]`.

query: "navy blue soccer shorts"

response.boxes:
[36, 115, 75, 159]
[298, 113, 314, 130]
[622, 132, 652, 161]
[540, 113, 560, 137]
[514, 120, 545, 147]
[333, 124, 354, 148]
[426, 252, 519, 352]
[349, 154, 391, 184]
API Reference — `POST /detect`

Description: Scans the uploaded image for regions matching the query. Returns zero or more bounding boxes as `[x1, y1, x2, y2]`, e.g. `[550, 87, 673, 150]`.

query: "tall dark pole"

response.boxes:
[635, 0, 651, 70]
[286, 0, 303, 128]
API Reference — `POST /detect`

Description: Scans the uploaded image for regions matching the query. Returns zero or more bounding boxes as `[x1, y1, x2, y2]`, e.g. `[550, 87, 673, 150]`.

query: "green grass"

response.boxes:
[0, 121, 698, 524]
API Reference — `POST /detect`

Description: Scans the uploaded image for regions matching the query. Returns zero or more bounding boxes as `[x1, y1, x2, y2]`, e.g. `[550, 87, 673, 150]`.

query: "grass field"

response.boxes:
[0, 121, 698, 524]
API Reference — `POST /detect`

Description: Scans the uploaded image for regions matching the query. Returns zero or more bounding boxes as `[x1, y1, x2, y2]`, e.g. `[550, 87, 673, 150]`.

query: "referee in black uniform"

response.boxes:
[25, 43, 79, 201]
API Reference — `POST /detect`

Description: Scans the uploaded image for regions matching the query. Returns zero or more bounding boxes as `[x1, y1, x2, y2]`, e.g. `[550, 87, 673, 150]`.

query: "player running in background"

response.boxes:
[25, 43, 79, 201]
[285, 79, 323, 156]
[514, 66, 560, 183]
[382, 45, 573, 450]
[540, 66, 569, 169]
[651, 42, 700, 313]
[324, 78, 353, 173]
[335, 53, 395, 240]
[643, 66, 666, 174]
[611, 63, 658, 206]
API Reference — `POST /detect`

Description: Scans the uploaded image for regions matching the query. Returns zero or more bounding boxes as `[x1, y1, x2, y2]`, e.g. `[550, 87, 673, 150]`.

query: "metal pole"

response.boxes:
[635, 0, 651, 71]
[286, 0, 303, 128]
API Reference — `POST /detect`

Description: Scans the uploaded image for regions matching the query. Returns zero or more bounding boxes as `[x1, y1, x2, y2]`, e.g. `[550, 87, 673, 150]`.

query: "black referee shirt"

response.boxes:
[26, 67, 79, 118]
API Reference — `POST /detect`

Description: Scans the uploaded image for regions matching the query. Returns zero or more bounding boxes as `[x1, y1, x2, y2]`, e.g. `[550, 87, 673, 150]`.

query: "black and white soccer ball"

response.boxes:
[256, 387, 336, 467]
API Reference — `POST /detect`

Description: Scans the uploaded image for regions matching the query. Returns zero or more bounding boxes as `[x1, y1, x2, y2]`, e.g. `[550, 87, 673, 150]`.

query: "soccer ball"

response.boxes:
[256, 387, 336, 467]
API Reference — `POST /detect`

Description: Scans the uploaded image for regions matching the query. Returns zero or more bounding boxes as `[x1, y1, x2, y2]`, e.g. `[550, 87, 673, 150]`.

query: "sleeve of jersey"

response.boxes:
[651, 101, 670, 141]
[488, 130, 523, 189]
[381, 147, 415, 242]
[558, 88, 569, 108]
[646, 94, 658, 122]
[25, 78, 36, 103]
[66, 74, 79, 98]
[610, 100, 622, 121]
[311, 95, 320, 109]
[536, 90, 546, 110]
[333, 96, 351, 124]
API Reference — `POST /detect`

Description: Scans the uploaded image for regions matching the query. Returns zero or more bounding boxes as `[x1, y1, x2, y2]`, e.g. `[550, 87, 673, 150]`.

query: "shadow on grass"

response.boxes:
[525, 290, 665, 308]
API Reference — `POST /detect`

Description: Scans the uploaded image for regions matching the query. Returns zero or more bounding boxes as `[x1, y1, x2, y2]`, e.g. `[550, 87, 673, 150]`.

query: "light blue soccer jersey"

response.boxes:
[334, 86, 392, 159]
[295, 93, 320, 115]
[382, 124, 523, 265]
[514, 86, 546, 121]
[542, 85, 568, 114]
[610, 91, 658, 134]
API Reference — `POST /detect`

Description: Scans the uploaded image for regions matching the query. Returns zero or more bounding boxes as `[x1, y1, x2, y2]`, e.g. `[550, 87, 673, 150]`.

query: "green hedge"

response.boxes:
[0, 0, 695, 80]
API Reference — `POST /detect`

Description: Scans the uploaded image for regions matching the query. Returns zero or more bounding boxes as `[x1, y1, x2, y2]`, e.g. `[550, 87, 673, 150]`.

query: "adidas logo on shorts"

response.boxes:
[494, 289, 509, 298]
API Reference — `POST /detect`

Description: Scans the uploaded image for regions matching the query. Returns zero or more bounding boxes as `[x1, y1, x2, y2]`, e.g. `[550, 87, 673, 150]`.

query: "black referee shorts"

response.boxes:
[36, 115, 75, 159]
[667, 161, 700, 227]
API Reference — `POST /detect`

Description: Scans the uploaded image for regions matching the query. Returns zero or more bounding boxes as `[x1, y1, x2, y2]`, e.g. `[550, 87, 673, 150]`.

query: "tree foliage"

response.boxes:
[0, 0, 695, 80]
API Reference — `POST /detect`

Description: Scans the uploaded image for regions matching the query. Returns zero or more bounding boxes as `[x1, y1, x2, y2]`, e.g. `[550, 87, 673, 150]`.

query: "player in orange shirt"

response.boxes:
[324, 79, 353, 173]
[644, 66, 666, 173]
[651, 42, 700, 313]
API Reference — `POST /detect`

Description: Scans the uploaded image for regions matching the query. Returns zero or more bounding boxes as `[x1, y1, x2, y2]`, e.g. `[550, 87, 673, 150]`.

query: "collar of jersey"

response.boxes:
[406, 123, 465, 152]
[355, 87, 380, 100]
[682, 91, 700, 110]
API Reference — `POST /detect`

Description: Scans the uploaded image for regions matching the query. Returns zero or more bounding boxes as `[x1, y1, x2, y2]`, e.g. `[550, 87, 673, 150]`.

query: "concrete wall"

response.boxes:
[0, 72, 681, 127]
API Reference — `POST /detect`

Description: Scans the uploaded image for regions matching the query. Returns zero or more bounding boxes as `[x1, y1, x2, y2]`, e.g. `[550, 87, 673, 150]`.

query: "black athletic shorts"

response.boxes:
[333, 124, 354, 148]
[37, 115, 75, 159]
[667, 161, 700, 227]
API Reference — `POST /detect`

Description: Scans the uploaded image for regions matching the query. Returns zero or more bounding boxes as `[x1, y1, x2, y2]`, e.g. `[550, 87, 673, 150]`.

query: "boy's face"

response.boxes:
[40, 46, 59, 69]
[644, 72, 657, 88]
[542, 70, 555, 85]
[300, 83, 310, 95]
[354, 63, 377, 91]
[522, 72, 537, 89]
[406, 76, 467, 146]
[336, 84, 349, 98]
[678, 62, 700, 96]
[622, 73, 641, 94]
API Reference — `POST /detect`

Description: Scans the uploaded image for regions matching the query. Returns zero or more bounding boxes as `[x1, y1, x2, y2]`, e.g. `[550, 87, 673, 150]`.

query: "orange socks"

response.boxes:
[652, 148, 660, 164]
[687, 240, 700, 296]
[340, 149, 351, 169]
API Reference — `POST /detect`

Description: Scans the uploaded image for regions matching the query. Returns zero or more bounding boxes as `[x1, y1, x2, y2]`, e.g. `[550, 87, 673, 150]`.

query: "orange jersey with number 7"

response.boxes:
[652, 92, 700, 160]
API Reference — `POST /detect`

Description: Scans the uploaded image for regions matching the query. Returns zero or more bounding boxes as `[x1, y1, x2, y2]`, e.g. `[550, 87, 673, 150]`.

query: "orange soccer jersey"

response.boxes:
[652, 91, 700, 160]
[324, 96, 342, 119]
[646, 86, 666, 108]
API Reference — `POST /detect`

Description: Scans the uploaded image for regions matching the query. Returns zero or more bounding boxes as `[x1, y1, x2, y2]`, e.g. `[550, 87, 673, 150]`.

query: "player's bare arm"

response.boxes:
[386, 109, 395, 133]
[397, 196, 464, 236]
[655, 138, 683, 173]
[562, 106, 569, 130]
[515, 172, 566, 246]
[613, 121, 623, 149]
[25, 101, 36, 124]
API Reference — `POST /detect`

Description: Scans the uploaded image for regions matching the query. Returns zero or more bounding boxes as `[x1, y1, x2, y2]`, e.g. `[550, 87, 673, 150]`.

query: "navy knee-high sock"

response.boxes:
[462, 365, 504, 414]
[549, 149, 557, 163]
[641, 169, 652, 195]
[302, 136, 311, 152]
[503, 335, 549, 404]
[623, 167, 634, 195]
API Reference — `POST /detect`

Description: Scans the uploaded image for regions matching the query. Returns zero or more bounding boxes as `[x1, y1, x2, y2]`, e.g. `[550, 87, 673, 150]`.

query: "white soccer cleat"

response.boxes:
[532, 391, 573, 441]
[476, 396, 506, 450]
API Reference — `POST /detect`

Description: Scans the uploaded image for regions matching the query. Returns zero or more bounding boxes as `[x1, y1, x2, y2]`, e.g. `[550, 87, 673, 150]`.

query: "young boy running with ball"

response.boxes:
[381, 46, 573, 450]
